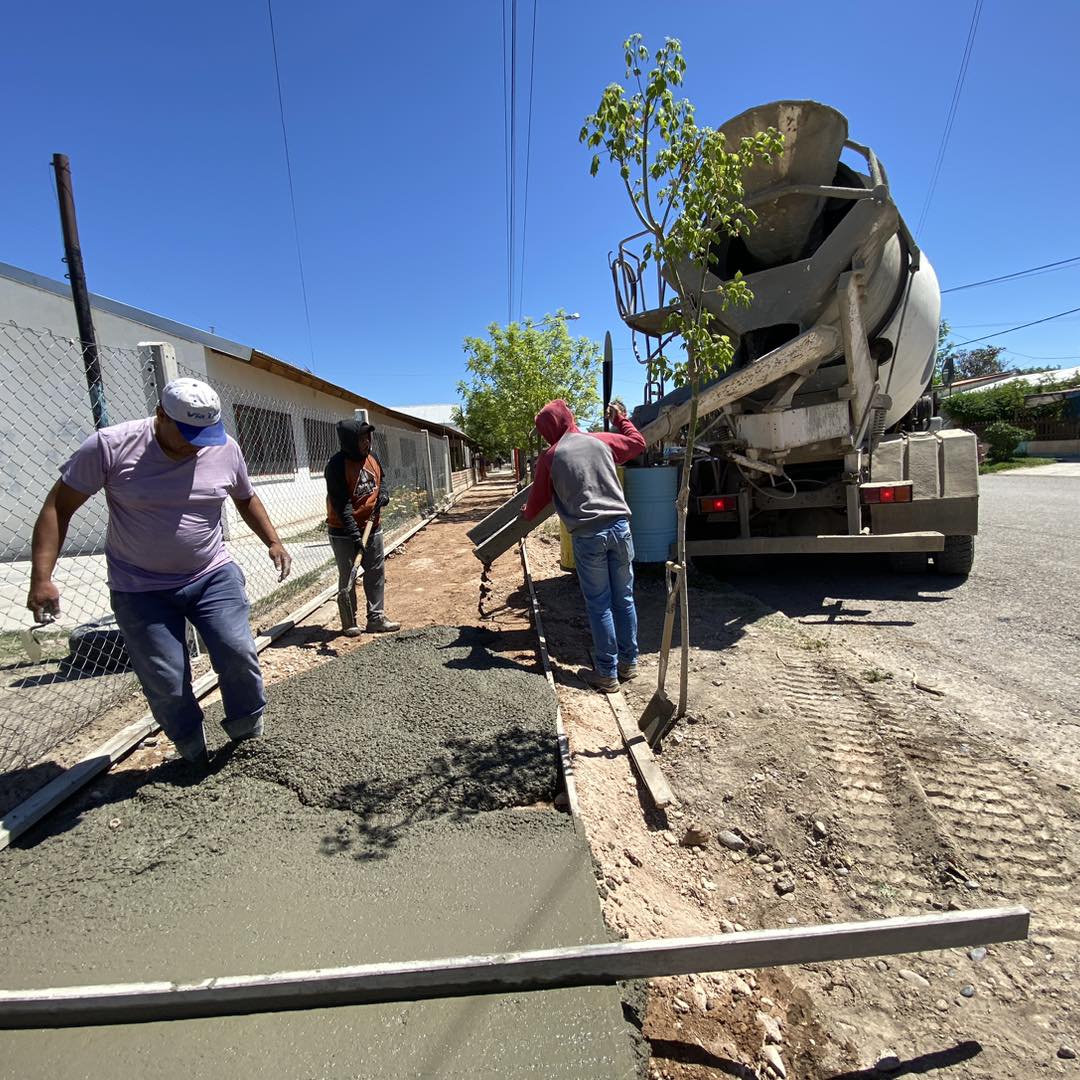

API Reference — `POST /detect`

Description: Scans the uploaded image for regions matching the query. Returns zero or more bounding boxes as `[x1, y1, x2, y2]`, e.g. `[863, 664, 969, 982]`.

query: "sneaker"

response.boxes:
[365, 616, 401, 633]
[342, 626, 363, 638]
[578, 667, 619, 694]
[618, 662, 639, 681]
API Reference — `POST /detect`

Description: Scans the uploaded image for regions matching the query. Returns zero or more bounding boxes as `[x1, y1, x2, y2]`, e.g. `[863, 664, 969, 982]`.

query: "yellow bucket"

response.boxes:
[558, 466, 625, 572]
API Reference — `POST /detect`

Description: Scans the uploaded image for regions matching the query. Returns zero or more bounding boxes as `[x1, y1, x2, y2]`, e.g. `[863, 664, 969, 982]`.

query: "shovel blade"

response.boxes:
[638, 689, 676, 746]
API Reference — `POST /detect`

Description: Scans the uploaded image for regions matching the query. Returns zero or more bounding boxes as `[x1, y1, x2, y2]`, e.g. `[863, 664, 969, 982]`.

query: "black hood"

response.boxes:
[337, 420, 374, 461]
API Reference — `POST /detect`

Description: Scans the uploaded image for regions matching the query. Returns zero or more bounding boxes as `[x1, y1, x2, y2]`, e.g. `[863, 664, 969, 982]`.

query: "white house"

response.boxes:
[0, 261, 477, 563]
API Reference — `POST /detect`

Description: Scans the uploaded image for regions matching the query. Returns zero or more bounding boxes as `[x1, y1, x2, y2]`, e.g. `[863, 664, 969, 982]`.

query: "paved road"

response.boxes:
[722, 462, 1080, 765]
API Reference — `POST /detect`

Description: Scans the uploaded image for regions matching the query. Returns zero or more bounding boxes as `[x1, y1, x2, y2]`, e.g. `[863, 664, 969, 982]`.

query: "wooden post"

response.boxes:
[0, 908, 1028, 1028]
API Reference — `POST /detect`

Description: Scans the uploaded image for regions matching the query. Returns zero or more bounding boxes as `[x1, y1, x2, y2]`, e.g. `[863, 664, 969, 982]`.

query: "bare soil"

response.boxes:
[526, 526, 1080, 1079]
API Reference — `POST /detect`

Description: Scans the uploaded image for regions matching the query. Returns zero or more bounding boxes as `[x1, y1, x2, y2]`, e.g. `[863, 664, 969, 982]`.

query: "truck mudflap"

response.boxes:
[683, 531, 945, 557]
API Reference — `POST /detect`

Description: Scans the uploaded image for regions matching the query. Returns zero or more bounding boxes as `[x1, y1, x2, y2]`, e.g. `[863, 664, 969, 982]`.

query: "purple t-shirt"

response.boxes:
[61, 417, 255, 592]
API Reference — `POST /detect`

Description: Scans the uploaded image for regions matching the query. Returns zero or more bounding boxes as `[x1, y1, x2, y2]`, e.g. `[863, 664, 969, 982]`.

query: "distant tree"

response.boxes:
[936, 319, 1008, 383]
[455, 312, 601, 458]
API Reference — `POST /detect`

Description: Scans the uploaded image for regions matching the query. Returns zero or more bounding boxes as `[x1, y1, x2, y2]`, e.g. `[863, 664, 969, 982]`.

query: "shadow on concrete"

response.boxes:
[318, 623, 556, 861]
[318, 724, 557, 862]
[827, 1040, 983, 1078]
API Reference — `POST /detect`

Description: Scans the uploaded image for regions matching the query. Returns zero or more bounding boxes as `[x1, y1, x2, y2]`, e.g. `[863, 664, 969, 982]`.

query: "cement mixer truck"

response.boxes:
[470, 101, 978, 577]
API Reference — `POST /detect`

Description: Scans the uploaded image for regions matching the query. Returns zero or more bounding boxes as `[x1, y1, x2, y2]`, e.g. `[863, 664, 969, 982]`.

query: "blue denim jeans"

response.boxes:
[111, 561, 265, 761]
[570, 517, 638, 679]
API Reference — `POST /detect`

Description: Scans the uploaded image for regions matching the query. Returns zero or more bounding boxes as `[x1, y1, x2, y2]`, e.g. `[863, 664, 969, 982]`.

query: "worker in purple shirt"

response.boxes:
[26, 378, 293, 768]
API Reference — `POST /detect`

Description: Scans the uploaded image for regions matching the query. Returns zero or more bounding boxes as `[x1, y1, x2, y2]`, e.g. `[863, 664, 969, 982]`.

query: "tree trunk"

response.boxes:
[675, 371, 700, 718]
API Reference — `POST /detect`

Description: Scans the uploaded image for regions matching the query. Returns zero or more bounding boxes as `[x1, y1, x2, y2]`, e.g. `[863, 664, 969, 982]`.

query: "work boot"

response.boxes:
[579, 667, 619, 694]
[618, 661, 639, 681]
[365, 616, 401, 633]
[342, 626, 363, 638]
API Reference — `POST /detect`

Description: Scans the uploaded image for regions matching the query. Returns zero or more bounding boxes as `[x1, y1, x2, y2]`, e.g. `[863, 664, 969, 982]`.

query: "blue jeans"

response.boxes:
[570, 518, 638, 679]
[111, 561, 265, 761]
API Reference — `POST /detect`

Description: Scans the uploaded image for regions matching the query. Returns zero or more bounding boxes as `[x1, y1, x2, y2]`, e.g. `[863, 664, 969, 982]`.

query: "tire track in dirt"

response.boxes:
[774, 642, 1080, 1018]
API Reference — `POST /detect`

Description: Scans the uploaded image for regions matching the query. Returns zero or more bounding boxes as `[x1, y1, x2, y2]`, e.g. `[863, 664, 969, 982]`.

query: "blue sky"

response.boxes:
[5, 1, 1080, 411]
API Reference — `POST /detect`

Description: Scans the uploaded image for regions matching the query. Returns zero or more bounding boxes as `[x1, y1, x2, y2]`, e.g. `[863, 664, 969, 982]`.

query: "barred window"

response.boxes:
[234, 403, 296, 477]
[303, 417, 337, 473]
[450, 438, 467, 471]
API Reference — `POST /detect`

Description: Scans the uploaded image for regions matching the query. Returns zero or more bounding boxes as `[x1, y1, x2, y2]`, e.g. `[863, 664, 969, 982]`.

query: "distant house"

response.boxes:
[393, 404, 470, 469]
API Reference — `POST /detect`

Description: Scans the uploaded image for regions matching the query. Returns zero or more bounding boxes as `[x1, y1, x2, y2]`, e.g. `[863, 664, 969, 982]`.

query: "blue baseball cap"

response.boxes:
[161, 378, 228, 447]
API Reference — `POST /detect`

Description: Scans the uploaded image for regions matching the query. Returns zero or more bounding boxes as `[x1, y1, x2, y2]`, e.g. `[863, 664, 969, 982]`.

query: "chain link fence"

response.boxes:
[1, 322, 459, 783]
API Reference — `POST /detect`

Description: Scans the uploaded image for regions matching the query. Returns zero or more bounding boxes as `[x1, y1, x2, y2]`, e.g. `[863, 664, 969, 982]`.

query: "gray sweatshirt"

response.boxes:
[524, 401, 647, 534]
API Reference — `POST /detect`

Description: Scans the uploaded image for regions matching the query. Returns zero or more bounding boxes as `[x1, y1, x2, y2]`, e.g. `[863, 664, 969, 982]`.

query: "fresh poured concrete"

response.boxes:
[0, 628, 637, 1079]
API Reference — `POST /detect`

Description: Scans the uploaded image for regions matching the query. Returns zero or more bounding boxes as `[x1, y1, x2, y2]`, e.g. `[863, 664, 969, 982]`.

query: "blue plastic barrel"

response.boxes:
[624, 465, 678, 563]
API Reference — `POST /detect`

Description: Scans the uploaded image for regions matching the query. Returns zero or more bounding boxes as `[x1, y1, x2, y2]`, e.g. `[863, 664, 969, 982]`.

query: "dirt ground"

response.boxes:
[525, 524, 1079, 1080]
[9, 478, 1077, 1076]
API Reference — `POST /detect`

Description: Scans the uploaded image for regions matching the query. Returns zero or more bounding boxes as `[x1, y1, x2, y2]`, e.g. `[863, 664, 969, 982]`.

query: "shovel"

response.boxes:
[638, 559, 682, 747]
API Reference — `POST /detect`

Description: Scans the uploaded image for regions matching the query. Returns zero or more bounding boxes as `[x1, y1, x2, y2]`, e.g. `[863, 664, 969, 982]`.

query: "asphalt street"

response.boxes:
[719, 462, 1079, 768]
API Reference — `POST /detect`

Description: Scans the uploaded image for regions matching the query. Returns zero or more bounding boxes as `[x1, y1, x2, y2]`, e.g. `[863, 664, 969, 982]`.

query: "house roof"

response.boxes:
[392, 404, 464, 431]
[0, 260, 474, 446]
[948, 365, 1080, 395]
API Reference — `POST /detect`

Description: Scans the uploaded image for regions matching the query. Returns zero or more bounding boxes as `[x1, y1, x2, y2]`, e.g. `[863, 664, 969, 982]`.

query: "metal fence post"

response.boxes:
[442, 434, 453, 496]
[139, 342, 179, 412]
[422, 430, 436, 510]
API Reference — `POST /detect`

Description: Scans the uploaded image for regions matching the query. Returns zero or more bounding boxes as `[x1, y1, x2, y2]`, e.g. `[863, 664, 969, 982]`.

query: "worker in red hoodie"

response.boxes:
[523, 400, 646, 692]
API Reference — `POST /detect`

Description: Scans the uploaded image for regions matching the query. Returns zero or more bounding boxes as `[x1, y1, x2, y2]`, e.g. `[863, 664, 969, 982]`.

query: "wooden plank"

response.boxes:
[518, 540, 581, 823]
[684, 531, 945, 557]
[607, 692, 676, 809]
[0, 487, 475, 853]
[0, 907, 1029, 1028]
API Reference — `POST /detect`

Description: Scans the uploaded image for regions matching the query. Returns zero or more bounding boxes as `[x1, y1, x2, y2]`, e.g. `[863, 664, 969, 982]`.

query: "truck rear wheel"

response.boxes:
[935, 535, 975, 576]
[889, 551, 930, 573]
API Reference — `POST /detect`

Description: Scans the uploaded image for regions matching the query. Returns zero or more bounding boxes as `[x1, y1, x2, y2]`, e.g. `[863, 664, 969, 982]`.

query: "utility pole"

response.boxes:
[52, 153, 109, 429]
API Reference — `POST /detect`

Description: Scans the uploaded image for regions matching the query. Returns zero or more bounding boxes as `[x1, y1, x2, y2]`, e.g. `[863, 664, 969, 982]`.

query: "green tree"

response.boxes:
[936, 320, 1007, 383]
[456, 312, 601, 458]
[581, 34, 782, 719]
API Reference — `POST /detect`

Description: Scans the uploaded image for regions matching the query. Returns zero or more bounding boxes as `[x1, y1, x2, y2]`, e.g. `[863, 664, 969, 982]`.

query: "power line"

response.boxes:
[942, 254, 1080, 294]
[916, 0, 983, 236]
[516, 0, 538, 321]
[509, 0, 519, 325]
[266, 0, 314, 368]
[501, 0, 512, 324]
[952, 305, 1080, 348]
[1004, 349, 1080, 362]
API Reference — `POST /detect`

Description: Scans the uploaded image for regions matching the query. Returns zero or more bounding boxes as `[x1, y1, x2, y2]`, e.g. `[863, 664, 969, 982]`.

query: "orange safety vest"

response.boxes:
[326, 454, 382, 529]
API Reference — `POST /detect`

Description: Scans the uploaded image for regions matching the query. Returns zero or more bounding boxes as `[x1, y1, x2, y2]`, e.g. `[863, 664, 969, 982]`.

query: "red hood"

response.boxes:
[534, 400, 579, 447]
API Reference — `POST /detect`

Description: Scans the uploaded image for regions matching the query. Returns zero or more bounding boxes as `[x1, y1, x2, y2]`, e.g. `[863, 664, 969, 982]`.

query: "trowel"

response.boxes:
[638, 559, 681, 747]
[21, 611, 57, 664]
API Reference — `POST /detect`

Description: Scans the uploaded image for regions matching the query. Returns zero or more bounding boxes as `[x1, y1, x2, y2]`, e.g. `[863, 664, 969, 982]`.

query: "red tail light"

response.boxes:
[698, 495, 737, 513]
[861, 482, 913, 505]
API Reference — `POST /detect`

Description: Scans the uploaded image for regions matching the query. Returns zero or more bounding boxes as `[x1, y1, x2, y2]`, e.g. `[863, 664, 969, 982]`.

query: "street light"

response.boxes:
[530, 312, 581, 328]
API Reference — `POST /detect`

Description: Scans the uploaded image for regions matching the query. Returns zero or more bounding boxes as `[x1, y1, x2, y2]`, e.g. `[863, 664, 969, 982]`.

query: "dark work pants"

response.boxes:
[330, 528, 385, 629]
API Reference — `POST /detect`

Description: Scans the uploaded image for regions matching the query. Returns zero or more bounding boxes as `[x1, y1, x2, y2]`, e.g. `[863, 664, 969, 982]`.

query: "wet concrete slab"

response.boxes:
[1, 628, 638, 1078]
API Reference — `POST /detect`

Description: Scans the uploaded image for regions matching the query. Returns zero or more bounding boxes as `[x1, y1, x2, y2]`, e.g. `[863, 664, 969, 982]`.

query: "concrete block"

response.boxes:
[872, 436, 906, 482]
[937, 429, 979, 498]
[906, 433, 941, 499]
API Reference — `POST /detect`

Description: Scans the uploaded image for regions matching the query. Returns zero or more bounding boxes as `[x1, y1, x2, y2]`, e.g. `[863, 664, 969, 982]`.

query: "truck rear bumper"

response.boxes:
[684, 531, 945, 557]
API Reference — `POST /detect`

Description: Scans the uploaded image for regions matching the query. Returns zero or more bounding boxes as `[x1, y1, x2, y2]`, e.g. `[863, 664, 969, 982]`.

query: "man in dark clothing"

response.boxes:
[522, 399, 646, 693]
[324, 420, 400, 637]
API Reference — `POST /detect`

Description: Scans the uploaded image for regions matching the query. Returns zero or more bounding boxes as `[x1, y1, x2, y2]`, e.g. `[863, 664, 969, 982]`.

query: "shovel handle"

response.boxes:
[655, 560, 682, 689]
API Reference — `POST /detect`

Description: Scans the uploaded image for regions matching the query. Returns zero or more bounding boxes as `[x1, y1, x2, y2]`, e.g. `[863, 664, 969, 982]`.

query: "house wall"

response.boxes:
[0, 271, 460, 561]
